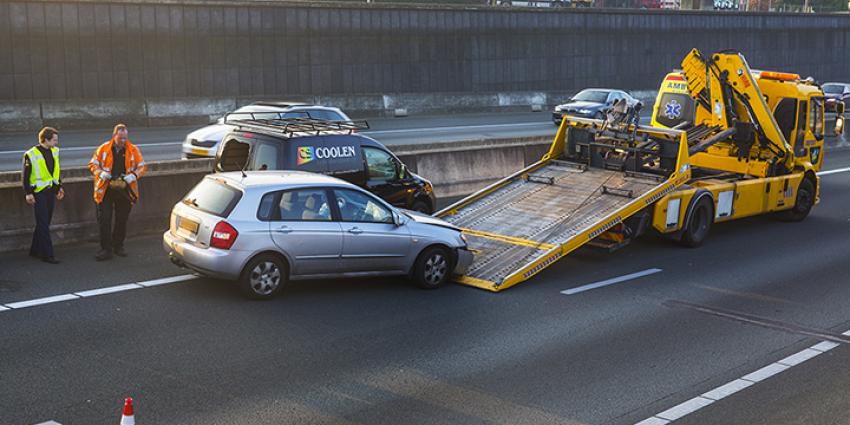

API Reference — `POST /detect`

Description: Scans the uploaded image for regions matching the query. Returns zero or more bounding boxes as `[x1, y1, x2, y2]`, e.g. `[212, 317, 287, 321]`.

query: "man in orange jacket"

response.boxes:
[89, 124, 147, 261]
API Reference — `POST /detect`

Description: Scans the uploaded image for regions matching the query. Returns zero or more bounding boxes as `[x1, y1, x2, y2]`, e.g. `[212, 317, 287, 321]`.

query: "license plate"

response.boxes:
[191, 148, 208, 156]
[178, 216, 199, 234]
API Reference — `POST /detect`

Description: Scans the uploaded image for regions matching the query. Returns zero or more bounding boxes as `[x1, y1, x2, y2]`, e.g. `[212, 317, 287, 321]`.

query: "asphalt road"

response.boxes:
[0, 110, 670, 172]
[1, 152, 849, 423]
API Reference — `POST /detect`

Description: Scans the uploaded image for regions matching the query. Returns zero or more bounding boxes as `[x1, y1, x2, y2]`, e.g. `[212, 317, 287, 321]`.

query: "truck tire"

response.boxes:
[412, 246, 452, 289]
[679, 197, 713, 248]
[239, 254, 288, 300]
[779, 177, 815, 222]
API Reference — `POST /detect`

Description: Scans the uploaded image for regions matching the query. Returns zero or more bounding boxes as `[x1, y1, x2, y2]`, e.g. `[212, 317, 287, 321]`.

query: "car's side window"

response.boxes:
[332, 189, 393, 224]
[252, 143, 280, 171]
[257, 192, 277, 221]
[267, 189, 332, 222]
[363, 147, 397, 180]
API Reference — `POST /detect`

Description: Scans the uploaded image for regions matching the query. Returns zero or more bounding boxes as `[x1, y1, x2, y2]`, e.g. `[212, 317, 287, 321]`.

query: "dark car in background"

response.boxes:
[214, 117, 437, 214]
[552, 89, 640, 125]
[822, 83, 850, 113]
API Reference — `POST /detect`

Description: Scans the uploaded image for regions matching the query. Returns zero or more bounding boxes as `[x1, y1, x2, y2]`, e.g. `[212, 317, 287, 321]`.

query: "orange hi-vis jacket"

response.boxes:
[88, 139, 147, 204]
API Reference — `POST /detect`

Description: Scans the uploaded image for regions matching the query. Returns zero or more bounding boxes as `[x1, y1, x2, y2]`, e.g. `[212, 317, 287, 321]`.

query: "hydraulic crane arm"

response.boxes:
[680, 49, 794, 171]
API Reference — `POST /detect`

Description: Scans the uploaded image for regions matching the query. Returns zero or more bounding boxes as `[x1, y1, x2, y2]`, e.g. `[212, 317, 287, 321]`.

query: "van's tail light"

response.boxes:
[211, 221, 238, 250]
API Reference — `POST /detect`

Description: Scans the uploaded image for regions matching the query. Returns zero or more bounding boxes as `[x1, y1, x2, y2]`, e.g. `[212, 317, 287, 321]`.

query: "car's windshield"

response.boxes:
[572, 90, 610, 103]
[822, 85, 843, 95]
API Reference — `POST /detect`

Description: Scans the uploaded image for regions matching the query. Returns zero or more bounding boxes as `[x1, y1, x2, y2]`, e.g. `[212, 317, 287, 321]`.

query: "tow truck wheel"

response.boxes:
[779, 177, 815, 222]
[680, 197, 713, 248]
[413, 246, 452, 289]
[239, 254, 288, 300]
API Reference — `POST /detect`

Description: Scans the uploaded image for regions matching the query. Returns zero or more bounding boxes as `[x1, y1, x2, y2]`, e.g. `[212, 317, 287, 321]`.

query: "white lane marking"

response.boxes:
[777, 348, 821, 367]
[561, 268, 662, 295]
[636, 337, 840, 424]
[0, 274, 197, 312]
[817, 166, 850, 176]
[34, 421, 63, 425]
[701, 379, 754, 400]
[74, 283, 144, 297]
[635, 417, 670, 425]
[655, 396, 714, 421]
[362, 121, 547, 135]
[0, 141, 182, 156]
[137, 274, 197, 287]
[740, 362, 790, 383]
[5, 294, 80, 309]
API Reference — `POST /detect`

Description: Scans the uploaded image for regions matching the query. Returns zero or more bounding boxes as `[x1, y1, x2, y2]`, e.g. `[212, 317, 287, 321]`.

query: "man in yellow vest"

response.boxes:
[23, 127, 65, 264]
[89, 124, 147, 261]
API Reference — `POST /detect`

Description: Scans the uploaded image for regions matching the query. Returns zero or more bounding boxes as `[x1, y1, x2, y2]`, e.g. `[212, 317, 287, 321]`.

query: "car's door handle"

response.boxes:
[347, 227, 363, 235]
[275, 225, 292, 234]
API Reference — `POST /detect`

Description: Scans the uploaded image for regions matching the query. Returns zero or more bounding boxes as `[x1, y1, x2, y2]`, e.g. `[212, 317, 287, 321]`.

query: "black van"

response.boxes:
[214, 118, 437, 213]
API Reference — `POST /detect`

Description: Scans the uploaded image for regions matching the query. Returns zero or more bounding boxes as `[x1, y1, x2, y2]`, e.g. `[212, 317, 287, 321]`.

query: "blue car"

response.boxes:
[552, 89, 640, 125]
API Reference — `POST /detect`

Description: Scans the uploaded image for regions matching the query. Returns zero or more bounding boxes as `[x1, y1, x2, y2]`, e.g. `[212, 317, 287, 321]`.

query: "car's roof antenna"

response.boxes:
[240, 155, 249, 179]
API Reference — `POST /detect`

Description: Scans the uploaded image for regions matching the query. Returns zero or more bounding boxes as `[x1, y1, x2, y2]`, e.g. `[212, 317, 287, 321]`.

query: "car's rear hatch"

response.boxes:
[170, 177, 243, 248]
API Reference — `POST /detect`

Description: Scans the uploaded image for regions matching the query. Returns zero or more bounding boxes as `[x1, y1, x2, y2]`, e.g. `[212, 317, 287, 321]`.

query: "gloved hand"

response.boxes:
[123, 174, 136, 184]
[99, 171, 112, 180]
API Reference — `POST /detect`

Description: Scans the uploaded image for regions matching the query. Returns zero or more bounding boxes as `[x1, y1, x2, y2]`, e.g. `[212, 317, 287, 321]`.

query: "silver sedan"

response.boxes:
[163, 171, 473, 299]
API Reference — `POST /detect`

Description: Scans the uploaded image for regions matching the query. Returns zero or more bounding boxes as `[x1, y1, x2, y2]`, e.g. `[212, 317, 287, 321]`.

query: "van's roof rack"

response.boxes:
[223, 114, 370, 138]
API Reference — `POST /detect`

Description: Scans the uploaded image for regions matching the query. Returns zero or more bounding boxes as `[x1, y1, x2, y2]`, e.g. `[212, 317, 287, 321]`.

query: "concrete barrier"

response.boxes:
[0, 136, 551, 253]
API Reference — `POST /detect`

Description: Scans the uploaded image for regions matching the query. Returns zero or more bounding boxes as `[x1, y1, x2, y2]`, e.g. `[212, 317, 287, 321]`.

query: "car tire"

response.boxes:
[239, 254, 288, 300]
[778, 177, 815, 222]
[679, 197, 713, 248]
[411, 199, 432, 214]
[412, 246, 452, 289]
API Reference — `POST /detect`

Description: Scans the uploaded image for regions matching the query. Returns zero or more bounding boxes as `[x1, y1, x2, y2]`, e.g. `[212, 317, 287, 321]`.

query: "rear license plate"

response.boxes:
[178, 216, 199, 234]
[191, 148, 208, 156]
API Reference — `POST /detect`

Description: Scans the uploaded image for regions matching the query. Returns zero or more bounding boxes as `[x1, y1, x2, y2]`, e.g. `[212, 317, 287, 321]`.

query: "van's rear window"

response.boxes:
[182, 178, 242, 218]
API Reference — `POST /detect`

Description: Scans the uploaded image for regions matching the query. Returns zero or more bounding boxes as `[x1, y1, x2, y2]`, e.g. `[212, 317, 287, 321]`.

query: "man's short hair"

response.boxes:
[113, 123, 128, 135]
[38, 126, 59, 144]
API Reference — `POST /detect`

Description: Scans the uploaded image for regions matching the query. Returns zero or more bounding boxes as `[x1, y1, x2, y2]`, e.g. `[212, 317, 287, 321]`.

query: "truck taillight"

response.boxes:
[211, 221, 238, 250]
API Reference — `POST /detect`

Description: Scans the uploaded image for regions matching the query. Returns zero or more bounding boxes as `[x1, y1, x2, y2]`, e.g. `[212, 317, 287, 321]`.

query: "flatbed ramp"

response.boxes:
[440, 161, 667, 291]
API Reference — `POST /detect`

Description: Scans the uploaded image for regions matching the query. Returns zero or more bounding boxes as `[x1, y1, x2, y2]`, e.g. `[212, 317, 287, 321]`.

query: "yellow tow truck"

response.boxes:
[437, 49, 844, 292]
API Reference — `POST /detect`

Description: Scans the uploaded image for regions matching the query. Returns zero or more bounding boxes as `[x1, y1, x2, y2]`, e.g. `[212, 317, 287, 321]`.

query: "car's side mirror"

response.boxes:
[835, 115, 845, 135]
[397, 162, 407, 180]
[392, 211, 404, 227]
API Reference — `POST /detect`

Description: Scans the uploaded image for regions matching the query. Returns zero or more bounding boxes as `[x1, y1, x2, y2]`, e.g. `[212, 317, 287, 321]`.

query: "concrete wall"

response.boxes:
[1, 1, 849, 129]
[0, 136, 550, 252]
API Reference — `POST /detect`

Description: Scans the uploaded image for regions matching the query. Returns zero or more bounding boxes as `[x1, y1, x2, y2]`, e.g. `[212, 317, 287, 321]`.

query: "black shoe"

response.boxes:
[114, 247, 128, 257]
[95, 250, 113, 261]
[42, 256, 60, 264]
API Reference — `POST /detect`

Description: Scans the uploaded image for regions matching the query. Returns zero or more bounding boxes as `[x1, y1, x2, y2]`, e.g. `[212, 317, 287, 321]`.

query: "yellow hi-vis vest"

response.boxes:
[26, 146, 60, 193]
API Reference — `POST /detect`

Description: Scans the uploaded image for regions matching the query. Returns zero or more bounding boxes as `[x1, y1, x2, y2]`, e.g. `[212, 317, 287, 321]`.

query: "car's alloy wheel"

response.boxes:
[250, 261, 281, 296]
[240, 254, 287, 300]
[414, 247, 451, 289]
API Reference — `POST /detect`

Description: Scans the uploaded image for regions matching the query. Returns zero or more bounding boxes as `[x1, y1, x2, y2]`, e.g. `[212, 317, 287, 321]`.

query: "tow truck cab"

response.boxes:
[651, 71, 843, 172]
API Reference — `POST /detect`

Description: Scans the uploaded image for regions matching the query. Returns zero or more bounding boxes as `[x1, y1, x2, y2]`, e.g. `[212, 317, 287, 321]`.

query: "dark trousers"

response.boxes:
[30, 188, 56, 259]
[97, 188, 132, 251]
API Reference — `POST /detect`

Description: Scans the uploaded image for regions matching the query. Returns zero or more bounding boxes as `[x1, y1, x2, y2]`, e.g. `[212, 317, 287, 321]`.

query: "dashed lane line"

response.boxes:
[818, 166, 850, 176]
[635, 329, 848, 424]
[0, 274, 197, 313]
[561, 268, 663, 295]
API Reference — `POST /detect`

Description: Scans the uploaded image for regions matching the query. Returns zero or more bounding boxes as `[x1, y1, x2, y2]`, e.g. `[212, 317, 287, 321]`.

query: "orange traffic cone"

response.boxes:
[120, 397, 135, 425]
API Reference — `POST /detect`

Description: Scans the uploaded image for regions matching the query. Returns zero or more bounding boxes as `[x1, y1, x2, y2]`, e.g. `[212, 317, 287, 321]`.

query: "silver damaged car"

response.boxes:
[163, 171, 473, 299]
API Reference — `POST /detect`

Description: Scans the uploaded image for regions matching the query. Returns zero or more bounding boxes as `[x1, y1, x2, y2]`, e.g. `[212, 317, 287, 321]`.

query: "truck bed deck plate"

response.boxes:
[442, 162, 661, 287]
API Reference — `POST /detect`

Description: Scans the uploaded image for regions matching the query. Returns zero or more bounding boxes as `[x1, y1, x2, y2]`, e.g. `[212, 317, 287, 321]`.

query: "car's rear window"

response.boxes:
[182, 178, 243, 218]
